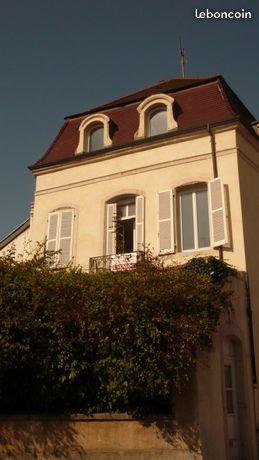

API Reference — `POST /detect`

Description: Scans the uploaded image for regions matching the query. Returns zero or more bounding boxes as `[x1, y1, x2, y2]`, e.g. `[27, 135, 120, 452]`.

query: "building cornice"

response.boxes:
[29, 117, 239, 177]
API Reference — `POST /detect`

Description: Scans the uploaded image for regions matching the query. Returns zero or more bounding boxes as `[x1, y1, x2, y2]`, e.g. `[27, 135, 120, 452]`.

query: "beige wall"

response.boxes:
[0, 226, 30, 259]
[31, 127, 246, 271]
[237, 129, 259, 423]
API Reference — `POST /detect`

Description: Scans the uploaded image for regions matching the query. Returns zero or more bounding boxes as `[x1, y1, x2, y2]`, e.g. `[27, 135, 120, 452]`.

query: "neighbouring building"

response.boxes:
[1, 75, 259, 459]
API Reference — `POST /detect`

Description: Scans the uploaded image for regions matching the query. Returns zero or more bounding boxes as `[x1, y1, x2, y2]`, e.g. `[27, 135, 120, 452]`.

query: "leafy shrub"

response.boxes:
[0, 249, 234, 415]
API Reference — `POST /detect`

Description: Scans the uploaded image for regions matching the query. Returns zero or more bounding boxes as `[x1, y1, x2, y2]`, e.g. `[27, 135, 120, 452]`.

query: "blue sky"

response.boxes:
[0, 0, 258, 239]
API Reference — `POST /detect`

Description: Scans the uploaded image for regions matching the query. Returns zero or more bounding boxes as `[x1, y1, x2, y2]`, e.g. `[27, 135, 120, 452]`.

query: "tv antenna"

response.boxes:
[179, 36, 186, 77]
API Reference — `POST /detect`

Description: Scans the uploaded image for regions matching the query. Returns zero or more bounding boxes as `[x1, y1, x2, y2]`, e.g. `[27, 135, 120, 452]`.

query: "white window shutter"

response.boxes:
[106, 203, 117, 255]
[208, 177, 227, 247]
[136, 195, 145, 251]
[158, 190, 174, 253]
[47, 212, 59, 252]
[59, 210, 74, 264]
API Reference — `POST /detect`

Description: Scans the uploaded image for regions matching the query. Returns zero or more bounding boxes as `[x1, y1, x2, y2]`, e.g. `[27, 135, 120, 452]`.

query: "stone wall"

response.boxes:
[0, 414, 201, 460]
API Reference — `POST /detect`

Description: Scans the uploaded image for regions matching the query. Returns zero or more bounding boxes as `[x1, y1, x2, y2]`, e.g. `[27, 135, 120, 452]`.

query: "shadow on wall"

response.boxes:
[0, 420, 84, 458]
[0, 380, 201, 459]
[0, 416, 202, 459]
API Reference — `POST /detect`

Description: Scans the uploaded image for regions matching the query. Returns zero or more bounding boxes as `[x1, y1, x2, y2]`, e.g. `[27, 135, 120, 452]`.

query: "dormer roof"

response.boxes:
[30, 75, 256, 171]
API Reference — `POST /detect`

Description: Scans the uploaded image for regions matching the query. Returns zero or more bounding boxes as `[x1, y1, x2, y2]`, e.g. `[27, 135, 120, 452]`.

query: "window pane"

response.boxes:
[117, 205, 127, 218]
[88, 125, 104, 152]
[226, 390, 234, 414]
[180, 192, 194, 250]
[225, 365, 233, 388]
[116, 218, 134, 254]
[149, 109, 167, 137]
[128, 202, 136, 216]
[196, 190, 210, 248]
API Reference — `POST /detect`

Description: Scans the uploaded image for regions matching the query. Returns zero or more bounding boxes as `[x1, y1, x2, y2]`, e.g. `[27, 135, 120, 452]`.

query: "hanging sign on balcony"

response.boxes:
[110, 252, 140, 272]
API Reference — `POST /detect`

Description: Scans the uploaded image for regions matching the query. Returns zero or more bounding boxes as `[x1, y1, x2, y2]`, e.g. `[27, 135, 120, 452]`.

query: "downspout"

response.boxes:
[207, 123, 223, 260]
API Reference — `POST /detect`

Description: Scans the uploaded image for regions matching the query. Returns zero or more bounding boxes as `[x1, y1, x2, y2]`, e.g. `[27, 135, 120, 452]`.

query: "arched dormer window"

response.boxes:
[87, 124, 104, 152]
[135, 93, 177, 139]
[147, 106, 167, 137]
[75, 113, 112, 154]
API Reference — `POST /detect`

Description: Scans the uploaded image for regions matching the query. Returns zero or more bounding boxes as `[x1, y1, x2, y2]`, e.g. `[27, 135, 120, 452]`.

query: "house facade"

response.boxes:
[2, 75, 259, 459]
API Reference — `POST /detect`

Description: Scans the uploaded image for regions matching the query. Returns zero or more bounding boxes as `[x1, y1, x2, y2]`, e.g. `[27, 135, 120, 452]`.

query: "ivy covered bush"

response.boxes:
[0, 249, 234, 415]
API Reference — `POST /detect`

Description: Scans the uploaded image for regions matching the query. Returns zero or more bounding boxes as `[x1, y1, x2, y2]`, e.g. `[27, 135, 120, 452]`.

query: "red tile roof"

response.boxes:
[31, 75, 256, 170]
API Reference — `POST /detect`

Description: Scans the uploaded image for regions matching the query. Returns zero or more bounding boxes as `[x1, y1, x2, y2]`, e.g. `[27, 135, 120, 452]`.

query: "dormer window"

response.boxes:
[135, 93, 177, 139]
[147, 107, 168, 137]
[75, 113, 112, 154]
[87, 124, 104, 152]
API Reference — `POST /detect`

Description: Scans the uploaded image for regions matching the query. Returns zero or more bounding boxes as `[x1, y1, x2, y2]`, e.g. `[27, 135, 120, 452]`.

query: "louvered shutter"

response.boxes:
[106, 203, 116, 255]
[223, 185, 231, 248]
[59, 210, 74, 264]
[158, 190, 174, 253]
[135, 195, 145, 251]
[208, 177, 227, 247]
[47, 212, 59, 252]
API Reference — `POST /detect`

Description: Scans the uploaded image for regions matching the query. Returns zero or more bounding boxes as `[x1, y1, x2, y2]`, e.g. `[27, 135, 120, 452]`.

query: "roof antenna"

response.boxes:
[179, 36, 186, 78]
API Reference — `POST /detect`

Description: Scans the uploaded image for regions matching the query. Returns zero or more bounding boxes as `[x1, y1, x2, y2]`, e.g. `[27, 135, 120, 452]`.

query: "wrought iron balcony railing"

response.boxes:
[89, 251, 144, 273]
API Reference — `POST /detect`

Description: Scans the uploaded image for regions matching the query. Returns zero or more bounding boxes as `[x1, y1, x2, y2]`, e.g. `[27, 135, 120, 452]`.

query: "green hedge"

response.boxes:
[0, 250, 234, 415]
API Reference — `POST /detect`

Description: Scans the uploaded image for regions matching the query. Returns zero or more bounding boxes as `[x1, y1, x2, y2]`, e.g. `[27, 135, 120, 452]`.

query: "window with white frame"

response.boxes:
[157, 178, 228, 254]
[75, 113, 112, 154]
[179, 187, 210, 251]
[46, 209, 74, 264]
[106, 195, 144, 255]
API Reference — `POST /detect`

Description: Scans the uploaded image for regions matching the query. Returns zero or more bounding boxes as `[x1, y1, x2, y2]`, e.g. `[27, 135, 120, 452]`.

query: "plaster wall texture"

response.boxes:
[0, 416, 202, 460]
[237, 130, 259, 424]
[31, 128, 245, 271]
[0, 227, 30, 259]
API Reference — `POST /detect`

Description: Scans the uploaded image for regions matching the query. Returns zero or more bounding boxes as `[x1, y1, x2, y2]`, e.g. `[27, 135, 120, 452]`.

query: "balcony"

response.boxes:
[89, 251, 144, 273]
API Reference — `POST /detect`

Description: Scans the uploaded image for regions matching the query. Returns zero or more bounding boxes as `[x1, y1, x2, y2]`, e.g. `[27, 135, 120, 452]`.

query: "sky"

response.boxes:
[0, 0, 258, 239]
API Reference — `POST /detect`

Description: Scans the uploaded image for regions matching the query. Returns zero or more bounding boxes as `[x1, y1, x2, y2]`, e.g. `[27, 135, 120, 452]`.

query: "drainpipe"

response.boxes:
[207, 123, 223, 260]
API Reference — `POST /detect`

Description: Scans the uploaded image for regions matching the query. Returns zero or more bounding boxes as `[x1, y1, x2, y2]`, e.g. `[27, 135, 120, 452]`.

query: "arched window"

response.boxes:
[148, 107, 168, 137]
[75, 113, 112, 154]
[86, 124, 104, 152]
[135, 93, 177, 139]
[106, 195, 144, 255]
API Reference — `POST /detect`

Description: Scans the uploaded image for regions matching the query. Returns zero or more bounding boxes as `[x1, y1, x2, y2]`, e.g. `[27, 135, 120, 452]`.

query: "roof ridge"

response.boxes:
[65, 75, 221, 120]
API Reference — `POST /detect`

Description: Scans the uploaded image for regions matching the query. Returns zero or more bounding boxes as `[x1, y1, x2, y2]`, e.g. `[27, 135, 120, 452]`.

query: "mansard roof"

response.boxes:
[30, 75, 256, 170]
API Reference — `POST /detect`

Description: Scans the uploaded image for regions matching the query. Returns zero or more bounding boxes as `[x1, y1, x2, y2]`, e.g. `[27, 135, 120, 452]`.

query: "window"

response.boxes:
[75, 113, 112, 154]
[179, 187, 210, 251]
[135, 93, 177, 139]
[157, 178, 228, 254]
[46, 209, 74, 264]
[106, 195, 144, 255]
[148, 107, 167, 137]
[86, 124, 104, 152]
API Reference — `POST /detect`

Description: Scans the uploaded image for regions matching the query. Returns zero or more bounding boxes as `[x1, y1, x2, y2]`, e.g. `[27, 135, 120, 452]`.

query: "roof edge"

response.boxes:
[0, 219, 30, 251]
